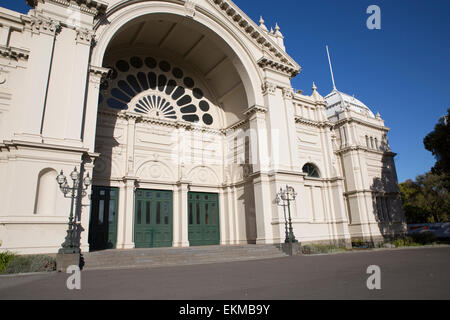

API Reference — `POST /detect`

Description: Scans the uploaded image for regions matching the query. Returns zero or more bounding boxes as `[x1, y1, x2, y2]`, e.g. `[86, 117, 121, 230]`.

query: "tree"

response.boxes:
[399, 172, 450, 224]
[424, 108, 450, 190]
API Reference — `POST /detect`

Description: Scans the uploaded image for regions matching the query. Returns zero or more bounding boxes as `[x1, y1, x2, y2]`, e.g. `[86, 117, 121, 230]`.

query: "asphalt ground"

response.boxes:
[0, 246, 449, 300]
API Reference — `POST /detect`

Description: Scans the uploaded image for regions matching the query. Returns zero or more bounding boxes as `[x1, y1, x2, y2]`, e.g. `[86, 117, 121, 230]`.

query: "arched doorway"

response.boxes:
[87, 3, 262, 251]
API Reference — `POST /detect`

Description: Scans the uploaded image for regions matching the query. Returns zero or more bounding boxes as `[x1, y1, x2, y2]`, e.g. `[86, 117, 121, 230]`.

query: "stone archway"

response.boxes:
[85, 1, 265, 250]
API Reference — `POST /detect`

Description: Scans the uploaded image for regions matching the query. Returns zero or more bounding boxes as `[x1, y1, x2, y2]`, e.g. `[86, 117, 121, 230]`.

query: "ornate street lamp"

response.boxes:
[56, 167, 91, 254]
[276, 185, 298, 244]
[276, 190, 289, 243]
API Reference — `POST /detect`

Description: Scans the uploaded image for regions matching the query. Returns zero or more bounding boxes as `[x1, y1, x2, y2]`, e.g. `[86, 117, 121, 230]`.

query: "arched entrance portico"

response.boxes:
[84, 1, 265, 251]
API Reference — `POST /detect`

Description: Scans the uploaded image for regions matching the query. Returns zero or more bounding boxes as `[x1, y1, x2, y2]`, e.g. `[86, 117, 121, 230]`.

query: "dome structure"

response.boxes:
[325, 88, 375, 118]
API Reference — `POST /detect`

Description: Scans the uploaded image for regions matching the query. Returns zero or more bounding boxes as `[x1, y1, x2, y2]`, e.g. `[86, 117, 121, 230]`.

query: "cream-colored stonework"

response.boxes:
[0, 0, 406, 254]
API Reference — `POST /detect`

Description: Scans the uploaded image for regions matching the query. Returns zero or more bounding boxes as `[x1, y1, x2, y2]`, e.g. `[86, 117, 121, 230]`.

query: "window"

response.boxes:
[302, 163, 320, 178]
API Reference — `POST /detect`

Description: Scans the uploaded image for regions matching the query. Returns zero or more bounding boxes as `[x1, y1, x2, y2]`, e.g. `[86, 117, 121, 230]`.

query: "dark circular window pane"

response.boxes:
[158, 74, 167, 92]
[193, 88, 203, 99]
[118, 80, 135, 97]
[111, 88, 131, 102]
[183, 77, 195, 88]
[116, 60, 130, 72]
[199, 100, 210, 112]
[145, 57, 157, 69]
[159, 61, 171, 72]
[130, 56, 143, 68]
[148, 72, 157, 89]
[107, 98, 127, 110]
[165, 80, 177, 95]
[177, 95, 192, 107]
[172, 86, 185, 100]
[203, 114, 213, 126]
[172, 67, 183, 79]
[181, 104, 197, 114]
[182, 114, 200, 123]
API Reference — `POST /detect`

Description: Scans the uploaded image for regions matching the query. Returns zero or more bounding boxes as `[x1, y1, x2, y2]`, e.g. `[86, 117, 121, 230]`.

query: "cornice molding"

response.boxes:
[332, 115, 389, 132]
[335, 145, 396, 157]
[0, 45, 30, 60]
[243, 105, 268, 117]
[98, 109, 223, 135]
[295, 116, 333, 129]
[26, 0, 108, 16]
[257, 57, 300, 78]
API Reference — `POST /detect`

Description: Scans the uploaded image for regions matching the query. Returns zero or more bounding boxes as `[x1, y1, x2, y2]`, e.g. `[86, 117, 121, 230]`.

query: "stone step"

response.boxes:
[82, 245, 288, 271]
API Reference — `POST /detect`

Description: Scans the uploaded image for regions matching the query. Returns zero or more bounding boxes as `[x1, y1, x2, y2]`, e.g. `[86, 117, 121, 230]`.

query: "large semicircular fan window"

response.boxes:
[99, 56, 214, 126]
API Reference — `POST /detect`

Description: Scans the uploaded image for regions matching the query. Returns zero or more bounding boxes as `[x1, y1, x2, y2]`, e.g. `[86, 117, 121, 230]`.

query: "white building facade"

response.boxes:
[0, 0, 406, 255]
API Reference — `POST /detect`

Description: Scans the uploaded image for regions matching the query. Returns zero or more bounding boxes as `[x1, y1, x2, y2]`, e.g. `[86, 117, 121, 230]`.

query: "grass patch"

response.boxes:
[0, 251, 17, 274]
[3, 255, 56, 274]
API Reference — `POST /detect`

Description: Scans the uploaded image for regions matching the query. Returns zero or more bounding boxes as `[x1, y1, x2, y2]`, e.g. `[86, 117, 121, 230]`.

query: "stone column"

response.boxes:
[218, 187, 228, 245]
[173, 181, 190, 247]
[121, 177, 136, 249]
[83, 65, 109, 152]
[18, 16, 60, 142]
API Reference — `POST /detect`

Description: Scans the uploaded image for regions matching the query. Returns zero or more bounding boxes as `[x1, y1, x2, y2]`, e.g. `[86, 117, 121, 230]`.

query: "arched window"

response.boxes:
[34, 168, 58, 215]
[302, 163, 320, 178]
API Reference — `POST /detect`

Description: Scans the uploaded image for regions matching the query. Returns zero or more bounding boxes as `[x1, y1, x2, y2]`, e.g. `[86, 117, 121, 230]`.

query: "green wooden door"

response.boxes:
[88, 186, 118, 252]
[134, 189, 173, 248]
[188, 192, 220, 246]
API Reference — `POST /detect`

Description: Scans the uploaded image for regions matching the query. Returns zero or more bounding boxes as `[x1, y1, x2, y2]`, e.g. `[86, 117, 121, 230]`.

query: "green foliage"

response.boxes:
[399, 172, 450, 224]
[301, 244, 347, 255]
[0, 251, 16, 273]
[4, 255, 56, 274]
[424, 108, 450, 186]
[391, 237, 421, 248]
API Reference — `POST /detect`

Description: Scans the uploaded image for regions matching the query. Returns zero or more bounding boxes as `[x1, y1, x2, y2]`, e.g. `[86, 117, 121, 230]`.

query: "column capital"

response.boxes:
[24, 15, 61, 36]
[282, 87, 294, 100]
[75, 28, 95, 46]
[261, 81, 277, 96]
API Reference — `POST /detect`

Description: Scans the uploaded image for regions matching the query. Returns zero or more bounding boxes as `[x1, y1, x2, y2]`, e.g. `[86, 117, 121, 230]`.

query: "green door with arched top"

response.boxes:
[188, 192, 220, 246]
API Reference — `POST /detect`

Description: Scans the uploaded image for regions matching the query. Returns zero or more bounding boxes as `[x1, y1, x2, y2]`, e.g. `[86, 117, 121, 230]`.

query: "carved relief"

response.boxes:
[188, 166, 220, 185]
[136, 161, 176, 182]
[185, 0, 196, 17]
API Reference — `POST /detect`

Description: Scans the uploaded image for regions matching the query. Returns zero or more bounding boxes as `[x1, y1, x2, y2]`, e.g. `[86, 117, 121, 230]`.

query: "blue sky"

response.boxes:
[2, 0, 449, 183]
